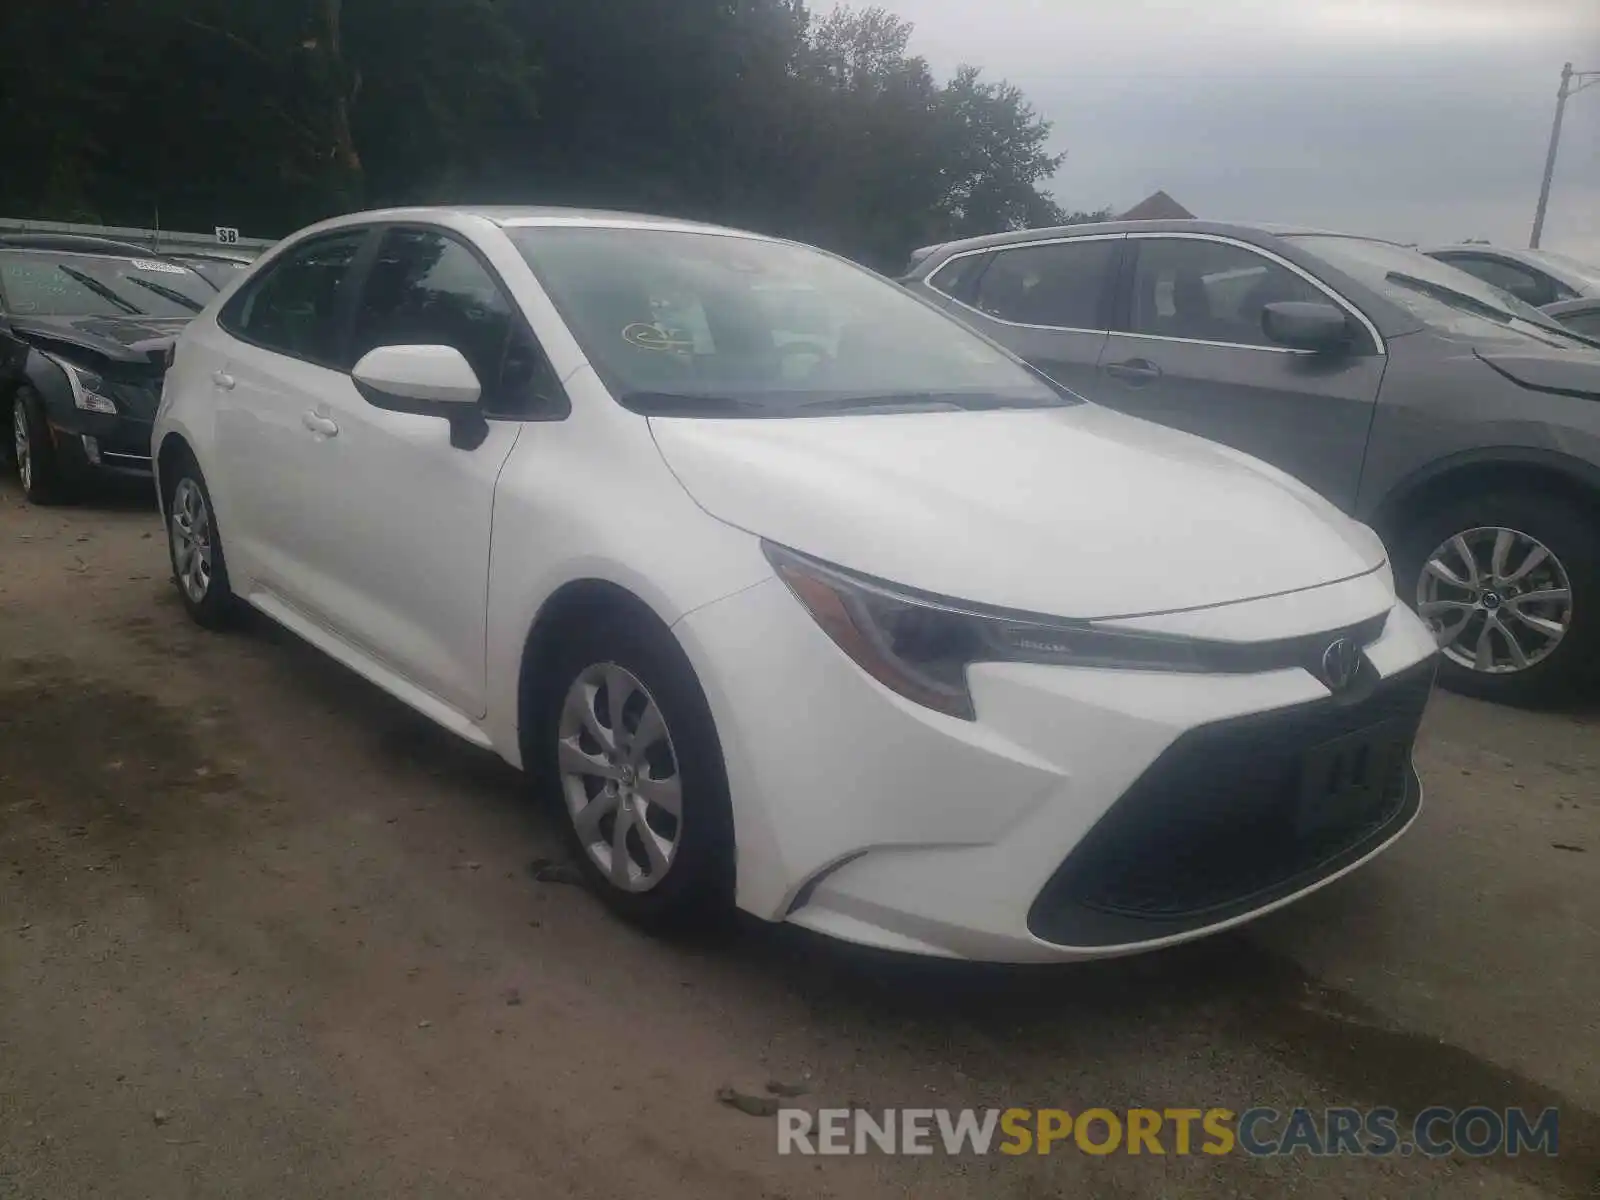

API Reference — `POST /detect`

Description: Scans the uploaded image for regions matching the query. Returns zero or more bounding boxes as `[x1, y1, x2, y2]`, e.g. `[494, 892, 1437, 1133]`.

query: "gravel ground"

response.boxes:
[1, 475, 1597, 1199]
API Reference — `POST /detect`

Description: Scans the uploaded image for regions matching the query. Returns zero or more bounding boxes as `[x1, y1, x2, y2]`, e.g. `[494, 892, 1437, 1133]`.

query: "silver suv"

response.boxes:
[903, 220, 1600, 704]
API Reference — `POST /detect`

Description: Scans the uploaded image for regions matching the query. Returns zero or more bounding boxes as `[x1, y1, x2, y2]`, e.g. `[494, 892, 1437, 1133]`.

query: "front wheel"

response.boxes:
[11, 388, 70, 504]
[1397, 490, 1598, 704]
[538, 615, 735, 932]
[163, 454, 237, 628]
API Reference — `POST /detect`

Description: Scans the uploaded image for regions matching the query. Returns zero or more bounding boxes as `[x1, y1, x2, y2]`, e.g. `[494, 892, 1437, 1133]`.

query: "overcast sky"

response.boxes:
[893, 0, 1600, 257]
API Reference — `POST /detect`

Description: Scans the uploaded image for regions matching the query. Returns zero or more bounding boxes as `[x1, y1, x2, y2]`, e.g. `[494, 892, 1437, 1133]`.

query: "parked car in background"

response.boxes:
[2, 234, 213, 502]
[168, 250, 257, 290]
[1424, 244, 1600, 310]
[152, 206, 1439, 960]
[1545, 297, 1600, 340]
[903, 220, 1600, 703]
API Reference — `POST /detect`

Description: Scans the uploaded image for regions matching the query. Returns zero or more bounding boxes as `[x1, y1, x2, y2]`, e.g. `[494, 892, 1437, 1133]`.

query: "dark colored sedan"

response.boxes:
[903, 220, 1600, 703]
[2, 234, 212, 502]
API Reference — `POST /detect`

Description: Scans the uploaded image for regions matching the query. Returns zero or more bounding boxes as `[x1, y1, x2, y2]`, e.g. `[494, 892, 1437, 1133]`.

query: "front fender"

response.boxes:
[21, 349, 76, 421]
[1366, 444, 1600, 531]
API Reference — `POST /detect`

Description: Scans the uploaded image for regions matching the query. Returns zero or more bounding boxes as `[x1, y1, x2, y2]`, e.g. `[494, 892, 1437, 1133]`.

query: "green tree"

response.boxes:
[0, 0, 1097, 268]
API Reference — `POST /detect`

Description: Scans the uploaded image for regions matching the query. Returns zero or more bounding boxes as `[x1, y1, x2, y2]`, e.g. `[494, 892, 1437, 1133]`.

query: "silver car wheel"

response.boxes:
[13, 402, 31, 493]
[169, 477, 214, 605]
[1416, 526, 1572, 674]
[557, 663, 682, 893]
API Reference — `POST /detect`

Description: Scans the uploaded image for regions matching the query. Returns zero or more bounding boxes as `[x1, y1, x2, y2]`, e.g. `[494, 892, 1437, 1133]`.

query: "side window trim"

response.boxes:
[1114, 232, 1386, 356]
[927, 233, 1126, 333]
[217, 226, 377, 372]
[356, 221, 571, 422]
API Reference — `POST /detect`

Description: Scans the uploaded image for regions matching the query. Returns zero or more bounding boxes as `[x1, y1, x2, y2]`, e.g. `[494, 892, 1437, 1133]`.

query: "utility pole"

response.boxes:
[1531, 62, 1600, 249]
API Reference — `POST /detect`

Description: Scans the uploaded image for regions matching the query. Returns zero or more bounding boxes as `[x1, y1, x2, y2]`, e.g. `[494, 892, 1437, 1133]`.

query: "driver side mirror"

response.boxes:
[1262, 302, 1353, 354]
[351, 344, 488, 450]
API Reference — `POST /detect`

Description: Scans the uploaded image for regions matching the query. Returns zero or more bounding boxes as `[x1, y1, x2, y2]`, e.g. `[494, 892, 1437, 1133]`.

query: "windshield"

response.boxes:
[509, 226, 1067, 416]
[0, 250, 215, 318]
[1289, 235, 1593, 349]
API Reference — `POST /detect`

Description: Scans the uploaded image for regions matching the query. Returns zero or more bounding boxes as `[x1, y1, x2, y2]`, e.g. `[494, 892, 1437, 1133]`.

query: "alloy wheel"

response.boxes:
[13, 403, 31, 493]
[170, 477, 214, 605]
[556, 663, 683, 893]
[1416, 526, 1572, 674]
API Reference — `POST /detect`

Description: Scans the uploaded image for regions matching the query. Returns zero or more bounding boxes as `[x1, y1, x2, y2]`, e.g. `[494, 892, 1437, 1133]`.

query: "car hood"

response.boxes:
[649, 404, 1388, 620]
[10, 314, 190, 365]
[1476, 348, 1600, 399]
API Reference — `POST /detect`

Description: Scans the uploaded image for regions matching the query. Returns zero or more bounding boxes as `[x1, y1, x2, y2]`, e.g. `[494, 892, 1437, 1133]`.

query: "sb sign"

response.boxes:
[215, 226, 241, 245]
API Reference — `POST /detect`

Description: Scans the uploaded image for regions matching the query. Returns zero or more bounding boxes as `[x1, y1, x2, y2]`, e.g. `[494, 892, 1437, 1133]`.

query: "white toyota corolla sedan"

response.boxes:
[152, 206, 1439, 961]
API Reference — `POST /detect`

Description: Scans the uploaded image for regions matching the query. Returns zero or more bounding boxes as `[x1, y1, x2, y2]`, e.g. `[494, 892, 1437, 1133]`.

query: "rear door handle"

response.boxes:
[212, 371, 236, 391]
[1104, 358, 1162, 384]
[301, 411, 339, 438]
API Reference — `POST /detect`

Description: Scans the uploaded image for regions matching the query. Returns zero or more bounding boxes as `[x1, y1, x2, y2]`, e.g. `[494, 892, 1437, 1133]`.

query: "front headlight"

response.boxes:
[764, 542, 1214, 720]
[41, 353, 117, 415]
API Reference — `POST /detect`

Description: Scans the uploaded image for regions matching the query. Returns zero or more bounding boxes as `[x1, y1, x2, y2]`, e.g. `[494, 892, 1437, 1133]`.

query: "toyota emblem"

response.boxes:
[1320, 637, 1362, 692]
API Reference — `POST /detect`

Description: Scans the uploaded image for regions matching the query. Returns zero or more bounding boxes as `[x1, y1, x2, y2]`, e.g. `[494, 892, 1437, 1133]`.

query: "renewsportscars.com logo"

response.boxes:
[776, 1106, 1561, 1158]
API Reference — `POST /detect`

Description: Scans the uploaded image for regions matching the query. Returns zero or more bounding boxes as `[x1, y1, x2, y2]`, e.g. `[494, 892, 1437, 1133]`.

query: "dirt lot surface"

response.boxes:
[1, 476, 1597, 1199]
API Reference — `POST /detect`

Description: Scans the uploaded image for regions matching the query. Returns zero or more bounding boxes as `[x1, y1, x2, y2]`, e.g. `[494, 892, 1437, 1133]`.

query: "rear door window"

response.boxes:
[972, 240, 1117, 329]
[928, 253, 993, 304]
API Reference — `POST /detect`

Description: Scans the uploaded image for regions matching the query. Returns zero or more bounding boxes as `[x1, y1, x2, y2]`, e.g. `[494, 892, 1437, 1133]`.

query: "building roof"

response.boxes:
[1117, 190, 1195, 221]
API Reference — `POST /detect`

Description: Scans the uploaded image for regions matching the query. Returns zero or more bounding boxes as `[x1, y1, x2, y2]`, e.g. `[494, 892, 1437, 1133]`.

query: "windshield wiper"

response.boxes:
[619, 391, 772, 416]
[795, 391, 1062, 413]
[125, 276, 203, 312]
[57, 266, 144, 316]
[1385, 272, 1514, 324]
[622, 389, 1064, 417]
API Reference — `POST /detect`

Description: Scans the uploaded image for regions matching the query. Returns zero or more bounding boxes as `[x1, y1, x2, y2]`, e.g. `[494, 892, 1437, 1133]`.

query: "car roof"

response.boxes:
[299, 205, 766, 241]
[910, 220, 1405, 264]
[170, 250, 256, 264]
[0, 232, 191, 261]
[1426, 243, 1529, 256]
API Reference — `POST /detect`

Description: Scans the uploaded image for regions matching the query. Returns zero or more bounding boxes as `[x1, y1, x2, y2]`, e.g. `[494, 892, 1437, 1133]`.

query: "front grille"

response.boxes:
[105, 380, 162, 420]
[1027, 658, 1436, 948]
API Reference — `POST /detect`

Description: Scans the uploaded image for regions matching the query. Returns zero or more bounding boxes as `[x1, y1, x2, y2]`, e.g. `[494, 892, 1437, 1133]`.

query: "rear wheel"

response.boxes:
[537, 613, 734, 932]
[1397, 490, 1598, 704]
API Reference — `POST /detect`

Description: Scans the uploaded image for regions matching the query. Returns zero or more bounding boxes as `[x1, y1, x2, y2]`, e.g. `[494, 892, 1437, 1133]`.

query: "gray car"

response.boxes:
[1423, 244, 1600, 310]
[902, 220, 1600, 703]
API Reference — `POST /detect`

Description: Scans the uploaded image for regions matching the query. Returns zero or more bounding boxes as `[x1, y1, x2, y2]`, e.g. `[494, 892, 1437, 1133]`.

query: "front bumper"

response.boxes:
[47, 412, 154, 481]
[674, 573, 1440, 962]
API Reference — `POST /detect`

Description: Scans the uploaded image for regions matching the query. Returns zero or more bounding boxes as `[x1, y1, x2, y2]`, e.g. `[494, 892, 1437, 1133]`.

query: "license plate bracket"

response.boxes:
[1296, 721, 1410, 837]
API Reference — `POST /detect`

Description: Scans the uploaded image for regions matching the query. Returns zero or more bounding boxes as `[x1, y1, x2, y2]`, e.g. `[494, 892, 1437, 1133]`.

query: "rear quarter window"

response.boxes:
[928, 253, 993, 304]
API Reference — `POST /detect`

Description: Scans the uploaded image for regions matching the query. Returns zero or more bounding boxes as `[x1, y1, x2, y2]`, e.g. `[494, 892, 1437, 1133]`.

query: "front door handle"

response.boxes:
[301, 411, 339, 438]
[1104, 358, 1163, 384]
[212, 371, 236, 391]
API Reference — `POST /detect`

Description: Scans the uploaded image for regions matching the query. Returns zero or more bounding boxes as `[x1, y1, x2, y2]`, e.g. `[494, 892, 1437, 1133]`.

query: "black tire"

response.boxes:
[160, 449, 237, 629]
[11, 387, 71, 505]
[1395, 489, 1599, 704]
[535, 612, 735, 933]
